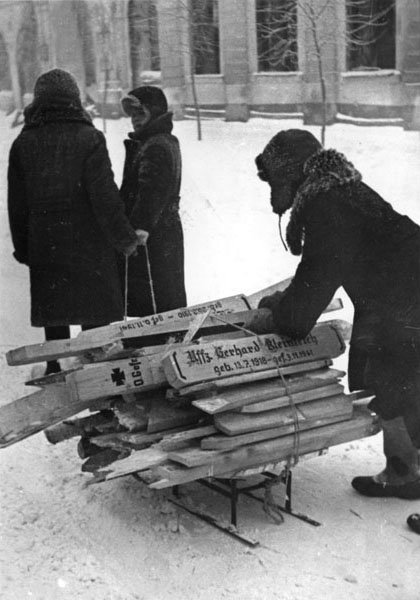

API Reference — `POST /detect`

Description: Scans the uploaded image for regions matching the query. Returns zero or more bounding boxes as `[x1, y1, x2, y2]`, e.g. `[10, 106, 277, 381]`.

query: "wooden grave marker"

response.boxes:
[163, 323, 346, 390]
[191, 367, 345, 415]
[214, 394, 353, 436]
[239, 382, 344, 413]
[147, 408, 379, 489]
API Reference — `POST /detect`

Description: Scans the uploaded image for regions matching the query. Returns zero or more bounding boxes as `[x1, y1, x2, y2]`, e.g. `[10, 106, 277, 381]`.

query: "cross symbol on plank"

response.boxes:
[111, 368, 126, 386]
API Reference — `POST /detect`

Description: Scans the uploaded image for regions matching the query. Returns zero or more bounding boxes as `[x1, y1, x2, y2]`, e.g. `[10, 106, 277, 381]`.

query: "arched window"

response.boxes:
[347, 0, 395, 70]
[256, 0, 298, 72]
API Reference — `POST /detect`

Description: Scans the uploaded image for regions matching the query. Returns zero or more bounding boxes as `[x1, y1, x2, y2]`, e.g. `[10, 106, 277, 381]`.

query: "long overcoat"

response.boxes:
[119, 112, 187, 316]
[8, 103, 137, 327]
[260, 149, 420, 446]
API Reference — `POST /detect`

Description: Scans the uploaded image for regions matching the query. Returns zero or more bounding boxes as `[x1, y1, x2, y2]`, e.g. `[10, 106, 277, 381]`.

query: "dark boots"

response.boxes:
[407, 514, 420, 534]
[45, 359, 61, 376]
[351, 416, 420, 499]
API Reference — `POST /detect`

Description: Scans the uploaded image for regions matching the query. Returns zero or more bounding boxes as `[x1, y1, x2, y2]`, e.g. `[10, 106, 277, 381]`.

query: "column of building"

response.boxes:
[113, 0, 132, 91]
[297, 0, 343, 126]
[0, 2, 24, 110]
[49, 0, 86, 98]
[33, 1, 54, 76]
[399, 0, 420, 128]
[218, 0, 250, 121]
[156, 0, 186, 119]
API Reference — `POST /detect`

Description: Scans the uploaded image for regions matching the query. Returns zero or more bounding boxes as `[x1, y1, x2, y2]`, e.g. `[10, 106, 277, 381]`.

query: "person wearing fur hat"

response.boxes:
[253, 129, 420, 520]
[8, 69, 141, 375]
[119, 86, 186, 316]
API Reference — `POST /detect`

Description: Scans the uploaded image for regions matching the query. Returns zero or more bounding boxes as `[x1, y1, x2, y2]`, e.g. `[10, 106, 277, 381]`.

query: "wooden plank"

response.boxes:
[169, 409, 351, 468]
[66, 353, 167, 401]
[0, 354, 166, 449]
[202, 415, 349, 451]
[137, 451, 329, 484]
[146, 398, 200, 433]
[149, 407, 379, 489]
[92, 424, 217, 452]
[92, 430, 167, 450]
[246, 278, 293, 307]
[112, 398, 149, 432]
[247, 278, 343, 314]
[240, 383, 344, 413]
[159, 425, 217, 448]
[192, 368, 345, 414]
[163, 323, 346, 390]
[0, 384, 92, 448]
[6, 297, 345, 368]
[178, 359, 333, 396]
[44, 411, 117, 444]
[6, 296, 250, 366]
[91, 446, 170, 481]
[214, 394, 352, 436]
[226, 450, 328, 478]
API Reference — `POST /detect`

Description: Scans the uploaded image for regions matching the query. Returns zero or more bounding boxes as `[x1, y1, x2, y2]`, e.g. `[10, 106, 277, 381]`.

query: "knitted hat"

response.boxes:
[33, 69, 81, 104]
[121, 86, 168, 118]
[256, 129, 322, 183]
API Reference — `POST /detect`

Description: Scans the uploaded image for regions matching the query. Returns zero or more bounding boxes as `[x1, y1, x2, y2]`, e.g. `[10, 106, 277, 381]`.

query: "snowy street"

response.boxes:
[1, 112, 420, 600]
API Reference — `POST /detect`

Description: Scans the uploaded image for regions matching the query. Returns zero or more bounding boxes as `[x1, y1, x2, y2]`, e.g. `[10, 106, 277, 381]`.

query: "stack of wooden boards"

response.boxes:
[1, 280, 379, 491]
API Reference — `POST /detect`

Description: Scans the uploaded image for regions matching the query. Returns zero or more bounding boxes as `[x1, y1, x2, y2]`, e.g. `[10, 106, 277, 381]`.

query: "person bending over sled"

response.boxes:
[253, 129, 420, 535]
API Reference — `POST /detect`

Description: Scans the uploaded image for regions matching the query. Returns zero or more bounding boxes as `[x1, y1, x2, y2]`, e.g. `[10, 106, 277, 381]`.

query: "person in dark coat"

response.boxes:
[119, 86, 187, 317]
[253, 129, 420, 508]
[8, 69, 140, 374]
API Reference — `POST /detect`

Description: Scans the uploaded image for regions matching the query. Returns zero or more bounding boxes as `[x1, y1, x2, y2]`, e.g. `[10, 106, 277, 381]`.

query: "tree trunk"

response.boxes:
[188, 1, 202, 141]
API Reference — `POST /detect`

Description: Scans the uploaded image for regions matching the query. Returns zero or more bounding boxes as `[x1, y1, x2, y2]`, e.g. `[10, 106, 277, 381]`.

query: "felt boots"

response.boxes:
[351, 416, 420, 499]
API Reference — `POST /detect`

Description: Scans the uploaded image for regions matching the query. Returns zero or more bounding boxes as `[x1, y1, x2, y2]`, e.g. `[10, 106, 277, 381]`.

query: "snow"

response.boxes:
[1, 113, 420, 600]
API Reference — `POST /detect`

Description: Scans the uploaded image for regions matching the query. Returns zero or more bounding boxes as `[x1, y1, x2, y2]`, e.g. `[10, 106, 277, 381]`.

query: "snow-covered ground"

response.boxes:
[0, 113, 420, 600]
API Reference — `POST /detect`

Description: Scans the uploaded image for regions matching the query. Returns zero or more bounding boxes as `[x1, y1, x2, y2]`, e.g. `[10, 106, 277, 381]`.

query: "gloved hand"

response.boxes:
[135, 229, 149, 246]
[258, 290, 284, 312]
[124, 229, 150, 257]
[248, 308, 276, 334]
[124, 238, 140, 257]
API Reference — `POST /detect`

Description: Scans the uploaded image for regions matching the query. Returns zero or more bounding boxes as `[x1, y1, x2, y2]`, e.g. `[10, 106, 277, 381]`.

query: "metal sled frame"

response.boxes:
[138, 467, 322, 548]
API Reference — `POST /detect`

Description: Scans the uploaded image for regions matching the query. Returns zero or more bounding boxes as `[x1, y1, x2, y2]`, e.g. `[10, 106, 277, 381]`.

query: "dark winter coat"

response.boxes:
[260, 149, 420, 446]
[7, 103, 138, 327]
[119, 112, 187, 316]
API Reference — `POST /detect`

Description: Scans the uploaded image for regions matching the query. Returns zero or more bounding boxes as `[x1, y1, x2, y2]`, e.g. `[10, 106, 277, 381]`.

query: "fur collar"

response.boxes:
[128, 112, 173, 141]
[286, 149, 362, 255]
[23, 99, 93, 129]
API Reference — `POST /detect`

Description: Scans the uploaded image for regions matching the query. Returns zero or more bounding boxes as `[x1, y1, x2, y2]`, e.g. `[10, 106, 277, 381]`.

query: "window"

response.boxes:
[191, 0, 220, 75]
[256, 0, 298, 72]
[347, 0, 395, 70]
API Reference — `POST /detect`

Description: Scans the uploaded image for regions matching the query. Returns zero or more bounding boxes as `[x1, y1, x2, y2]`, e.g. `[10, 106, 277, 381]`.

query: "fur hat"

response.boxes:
[256, 129, 322, 182]
[34, 69, 80, 104]
[121, 86, 168, 118]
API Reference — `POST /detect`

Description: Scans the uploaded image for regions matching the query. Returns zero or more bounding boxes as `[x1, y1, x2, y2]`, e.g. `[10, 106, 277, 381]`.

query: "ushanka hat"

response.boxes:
[33, 69, 81, 104]
[256, 129, 322, 183]
[121, 86, 168, 118]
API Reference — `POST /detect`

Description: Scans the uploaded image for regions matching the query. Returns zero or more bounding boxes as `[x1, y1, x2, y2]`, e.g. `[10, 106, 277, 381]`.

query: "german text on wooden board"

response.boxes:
[163, 324, 345, 389]
[116, 295, 250, 336]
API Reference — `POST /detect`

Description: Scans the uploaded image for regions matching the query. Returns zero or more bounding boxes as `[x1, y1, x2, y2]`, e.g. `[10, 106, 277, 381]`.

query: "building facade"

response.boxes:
[0, 0, 419, 127]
